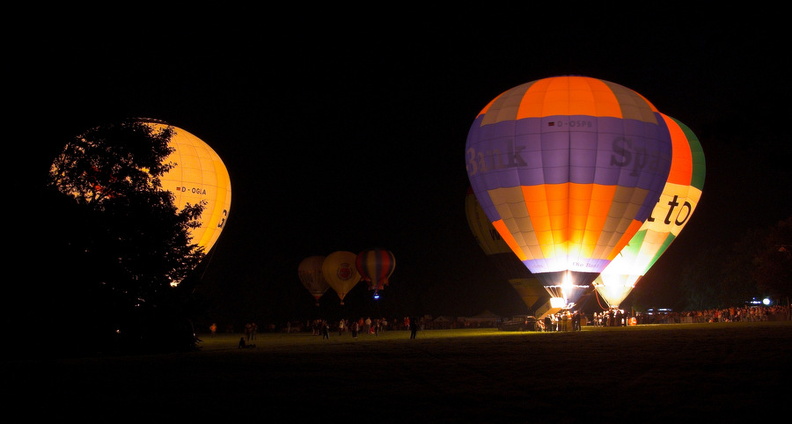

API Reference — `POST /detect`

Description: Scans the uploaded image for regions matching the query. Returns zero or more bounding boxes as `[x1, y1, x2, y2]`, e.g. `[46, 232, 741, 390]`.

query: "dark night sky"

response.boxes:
[13, 9, 791, 323]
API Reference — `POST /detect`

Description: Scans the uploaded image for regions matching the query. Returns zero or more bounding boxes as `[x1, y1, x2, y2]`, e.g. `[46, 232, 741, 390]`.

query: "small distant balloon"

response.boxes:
[355, 248, 396, 296]
[322, 251, 361, 305]
[298, 256, 330, 306]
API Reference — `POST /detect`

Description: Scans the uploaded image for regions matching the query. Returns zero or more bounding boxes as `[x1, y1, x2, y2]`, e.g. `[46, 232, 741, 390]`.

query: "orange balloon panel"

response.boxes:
[146, 122, 232, 255]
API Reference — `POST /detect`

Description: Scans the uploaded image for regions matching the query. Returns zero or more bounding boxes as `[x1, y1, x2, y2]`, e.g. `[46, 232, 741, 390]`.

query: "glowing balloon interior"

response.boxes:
[322, 251, 361, 305]
[144, 121, 232, 256]
[593, 114, 705, 308]
[298, 256, 330, 306]
[466, 76, 674, 308]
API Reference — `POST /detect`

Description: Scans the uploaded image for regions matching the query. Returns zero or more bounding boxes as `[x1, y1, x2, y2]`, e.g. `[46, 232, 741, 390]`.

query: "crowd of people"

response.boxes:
[631, 304, 790, 324]
[208, 304, 790, 337]
[585, 303, 791, 326]
[299, 316, 423, 338]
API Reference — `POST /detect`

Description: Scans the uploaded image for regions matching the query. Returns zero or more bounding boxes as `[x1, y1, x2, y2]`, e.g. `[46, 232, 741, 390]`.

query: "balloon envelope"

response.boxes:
[593, 114, 705, 308]
[144, 120, 232, 256]
[355, 249, 396, 293]
[53, 118, 232, 286]
[466, 76, 673, 308]
[322, 251, 361, 305]
[298, 256, 330, 306]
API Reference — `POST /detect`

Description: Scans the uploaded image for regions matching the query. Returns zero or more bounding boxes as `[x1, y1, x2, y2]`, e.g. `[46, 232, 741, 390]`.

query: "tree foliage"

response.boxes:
[38, 120, 207, 356]
[675, 216, 792, 310]
[753, 216, 792, 299]
[650, 217, 792, 312]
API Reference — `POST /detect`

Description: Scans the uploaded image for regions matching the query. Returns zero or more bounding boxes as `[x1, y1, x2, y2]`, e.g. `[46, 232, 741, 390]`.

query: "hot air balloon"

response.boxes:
[466, 76, 673, 310]
[142, 119, 232, 256]
[322, 251, 361, 305]
[355, 248, 396, 297]
[298, 256, 331, 306]
[465, 187, 547, 312]
[50, 118, 232, 286]
[593, 114, 705, 308]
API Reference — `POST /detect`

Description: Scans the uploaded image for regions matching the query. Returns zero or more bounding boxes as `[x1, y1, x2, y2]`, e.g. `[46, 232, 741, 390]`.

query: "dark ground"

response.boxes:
[4, 321, 790, 423]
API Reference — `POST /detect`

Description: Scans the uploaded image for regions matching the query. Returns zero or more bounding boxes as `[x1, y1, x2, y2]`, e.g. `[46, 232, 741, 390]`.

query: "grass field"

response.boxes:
[5, 321, 791, 422]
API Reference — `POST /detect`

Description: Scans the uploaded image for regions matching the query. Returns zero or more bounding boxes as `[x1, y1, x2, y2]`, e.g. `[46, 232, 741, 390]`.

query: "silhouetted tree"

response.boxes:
[753, 217, 792, 300]
[39, 119, 206, 356]
[718, 227, 767, 306]
[679, 245, 724, 310]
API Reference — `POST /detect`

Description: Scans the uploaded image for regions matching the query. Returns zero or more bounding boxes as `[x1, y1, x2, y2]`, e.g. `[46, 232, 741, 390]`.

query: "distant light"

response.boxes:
[373, 292, 380, 300]
[763, 298, 771, 306]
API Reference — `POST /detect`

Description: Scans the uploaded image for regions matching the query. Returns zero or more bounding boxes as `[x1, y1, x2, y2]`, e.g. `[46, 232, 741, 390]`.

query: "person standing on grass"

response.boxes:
[321, 321, 330, 339]
[409, 317, 419, 339]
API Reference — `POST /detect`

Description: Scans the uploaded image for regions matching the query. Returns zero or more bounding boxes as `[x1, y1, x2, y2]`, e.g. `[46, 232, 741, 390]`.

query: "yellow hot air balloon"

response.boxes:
[50, 118, 232, 286]
[322, 251, 361, 305]
[141, 119, 232, 256]
[593, 114, 705, 308]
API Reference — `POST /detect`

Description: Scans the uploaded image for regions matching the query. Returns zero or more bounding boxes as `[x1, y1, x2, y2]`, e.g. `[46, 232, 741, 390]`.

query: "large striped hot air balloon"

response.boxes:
[355, 248, 396, 296]
[593, 114, 705, 308]
[466, 76, 673, 309]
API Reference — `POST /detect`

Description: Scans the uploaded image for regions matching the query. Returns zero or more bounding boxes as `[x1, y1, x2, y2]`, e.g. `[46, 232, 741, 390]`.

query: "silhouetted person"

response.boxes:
[321, 321, 330, 339]
[410, 318, 419, 339]
[238, 337, 246, 348]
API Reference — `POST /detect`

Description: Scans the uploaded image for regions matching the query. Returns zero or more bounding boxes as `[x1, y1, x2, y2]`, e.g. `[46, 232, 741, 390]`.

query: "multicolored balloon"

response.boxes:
[593, 114, 705, 308]
[321, 251, 361, 305]
[298, 256, 330, 306]
[466, 76, 673, 308]
[465, 187, 546, 311]
[355, 248, 396, 295]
